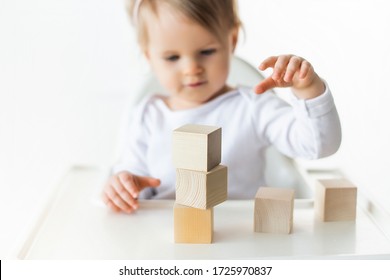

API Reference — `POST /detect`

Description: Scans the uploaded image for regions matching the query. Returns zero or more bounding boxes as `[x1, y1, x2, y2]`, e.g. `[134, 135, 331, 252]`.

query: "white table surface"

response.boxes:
[19, 166, 390, 260]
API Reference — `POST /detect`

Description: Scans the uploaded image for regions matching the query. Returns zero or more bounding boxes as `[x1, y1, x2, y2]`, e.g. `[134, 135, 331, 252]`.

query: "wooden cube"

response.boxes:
[173, 124, 221, 171]
[315, 179, 357, 222]
[254, 187, 294, 234]
[176, 165, 227, 209]
[174, 203, 213, 243]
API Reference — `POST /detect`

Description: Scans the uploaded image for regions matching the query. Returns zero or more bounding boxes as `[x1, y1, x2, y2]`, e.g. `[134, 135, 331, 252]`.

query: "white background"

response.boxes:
[1, 0, 390, 258]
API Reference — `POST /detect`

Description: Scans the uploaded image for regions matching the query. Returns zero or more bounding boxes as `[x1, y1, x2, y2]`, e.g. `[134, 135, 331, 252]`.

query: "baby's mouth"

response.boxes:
[186, 81, 206, 88]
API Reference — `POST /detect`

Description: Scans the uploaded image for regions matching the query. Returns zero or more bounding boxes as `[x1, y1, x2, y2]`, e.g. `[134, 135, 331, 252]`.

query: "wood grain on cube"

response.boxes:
[254, 187, 295, 234]
[176, 165, 227, 209]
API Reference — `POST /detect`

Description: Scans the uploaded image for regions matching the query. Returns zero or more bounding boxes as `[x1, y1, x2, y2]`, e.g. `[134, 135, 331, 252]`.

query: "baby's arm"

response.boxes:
[254, 55, 325, 99]
[251, 54, 341, 160]
[102, 171, 160, 213]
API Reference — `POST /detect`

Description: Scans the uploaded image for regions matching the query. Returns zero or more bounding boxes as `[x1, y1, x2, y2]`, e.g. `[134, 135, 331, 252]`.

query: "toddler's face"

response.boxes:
[144, 6, 237, 109]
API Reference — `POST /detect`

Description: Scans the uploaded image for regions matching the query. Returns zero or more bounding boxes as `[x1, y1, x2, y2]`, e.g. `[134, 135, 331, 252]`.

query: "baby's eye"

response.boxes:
[165, 55, 179, 62]
[200, 48, 216, 56]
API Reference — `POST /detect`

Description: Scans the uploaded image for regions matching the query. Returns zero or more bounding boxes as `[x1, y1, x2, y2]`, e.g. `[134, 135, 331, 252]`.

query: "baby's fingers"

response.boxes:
[259, 55, 291, 80]
[284, 56, 302, 82]
[254, 76, 277, 94]
[272, 55, 291, 80]
[103, 187, 133, 213]
[298, 60, 312, 79]
[118, 172, 140, 199]
[258, 56, 278, 71]
[106, 176, 138, 213]
[102, 192, 121, 212]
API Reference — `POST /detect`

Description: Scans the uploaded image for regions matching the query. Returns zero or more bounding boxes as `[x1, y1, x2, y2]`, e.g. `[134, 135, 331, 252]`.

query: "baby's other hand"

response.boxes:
[254, 54, 324, 99]
[102, 171, 160, 213]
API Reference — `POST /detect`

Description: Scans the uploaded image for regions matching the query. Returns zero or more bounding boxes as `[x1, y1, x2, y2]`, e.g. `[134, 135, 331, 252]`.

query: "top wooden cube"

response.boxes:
[173, 124, 221, 172]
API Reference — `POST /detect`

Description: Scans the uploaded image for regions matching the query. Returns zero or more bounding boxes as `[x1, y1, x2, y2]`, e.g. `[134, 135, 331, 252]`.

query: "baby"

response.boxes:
[102, 0, 341, 213]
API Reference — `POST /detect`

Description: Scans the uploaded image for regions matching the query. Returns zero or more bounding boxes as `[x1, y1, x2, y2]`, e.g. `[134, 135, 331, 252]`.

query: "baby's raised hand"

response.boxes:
[102, 171, 160, 213]
[254, 55, 325, 99]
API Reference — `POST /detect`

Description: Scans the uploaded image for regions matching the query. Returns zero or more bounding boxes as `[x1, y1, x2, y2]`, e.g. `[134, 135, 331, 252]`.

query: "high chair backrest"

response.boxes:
[125, 55, 311, 198]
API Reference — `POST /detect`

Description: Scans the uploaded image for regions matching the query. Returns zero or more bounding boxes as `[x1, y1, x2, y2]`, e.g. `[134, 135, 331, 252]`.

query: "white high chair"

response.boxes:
[125, 55, 312, 199]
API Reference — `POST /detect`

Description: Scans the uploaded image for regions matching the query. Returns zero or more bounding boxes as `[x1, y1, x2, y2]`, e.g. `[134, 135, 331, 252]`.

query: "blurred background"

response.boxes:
[1, 0, 389, 257]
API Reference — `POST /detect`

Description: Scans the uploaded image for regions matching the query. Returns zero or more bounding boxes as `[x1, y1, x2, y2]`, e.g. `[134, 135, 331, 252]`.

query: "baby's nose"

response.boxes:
[183, 58, 203, 76]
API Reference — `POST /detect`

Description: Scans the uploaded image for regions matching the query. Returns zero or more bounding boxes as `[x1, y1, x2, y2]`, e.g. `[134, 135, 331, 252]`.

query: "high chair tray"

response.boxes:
[19, 166, 390, 259]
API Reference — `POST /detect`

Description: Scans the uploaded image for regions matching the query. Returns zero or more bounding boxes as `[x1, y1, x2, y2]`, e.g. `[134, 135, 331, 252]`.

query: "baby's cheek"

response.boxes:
[164, 76, 180, 92]
[156, 70, 177, 91]
[213, 57, 230, 80]
[212, 66, 229, 87]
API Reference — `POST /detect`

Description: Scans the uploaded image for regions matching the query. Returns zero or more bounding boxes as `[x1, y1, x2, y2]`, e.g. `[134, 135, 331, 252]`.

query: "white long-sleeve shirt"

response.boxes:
[113, 85, 341, 199]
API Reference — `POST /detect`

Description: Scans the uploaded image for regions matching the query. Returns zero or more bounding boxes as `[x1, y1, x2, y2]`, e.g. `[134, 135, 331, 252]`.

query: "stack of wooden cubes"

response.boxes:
[172, 124, 228, 243]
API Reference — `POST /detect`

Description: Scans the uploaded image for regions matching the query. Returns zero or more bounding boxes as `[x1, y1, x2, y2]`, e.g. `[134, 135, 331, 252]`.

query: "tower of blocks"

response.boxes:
[254, 187, 295, 234]
[173, 124, 228, 243]
[315, 178, 357, 222]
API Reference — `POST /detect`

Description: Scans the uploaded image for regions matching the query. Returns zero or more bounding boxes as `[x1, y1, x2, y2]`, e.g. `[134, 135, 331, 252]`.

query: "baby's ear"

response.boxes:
[230, 27, 239, 52]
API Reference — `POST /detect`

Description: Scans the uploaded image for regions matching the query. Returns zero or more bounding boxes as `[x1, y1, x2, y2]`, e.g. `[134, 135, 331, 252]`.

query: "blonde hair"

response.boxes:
[127, 0, 241, 51]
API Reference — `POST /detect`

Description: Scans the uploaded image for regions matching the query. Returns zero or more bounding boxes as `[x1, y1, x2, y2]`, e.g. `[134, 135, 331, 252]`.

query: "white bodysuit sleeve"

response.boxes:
[254, 82, 342, 159]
